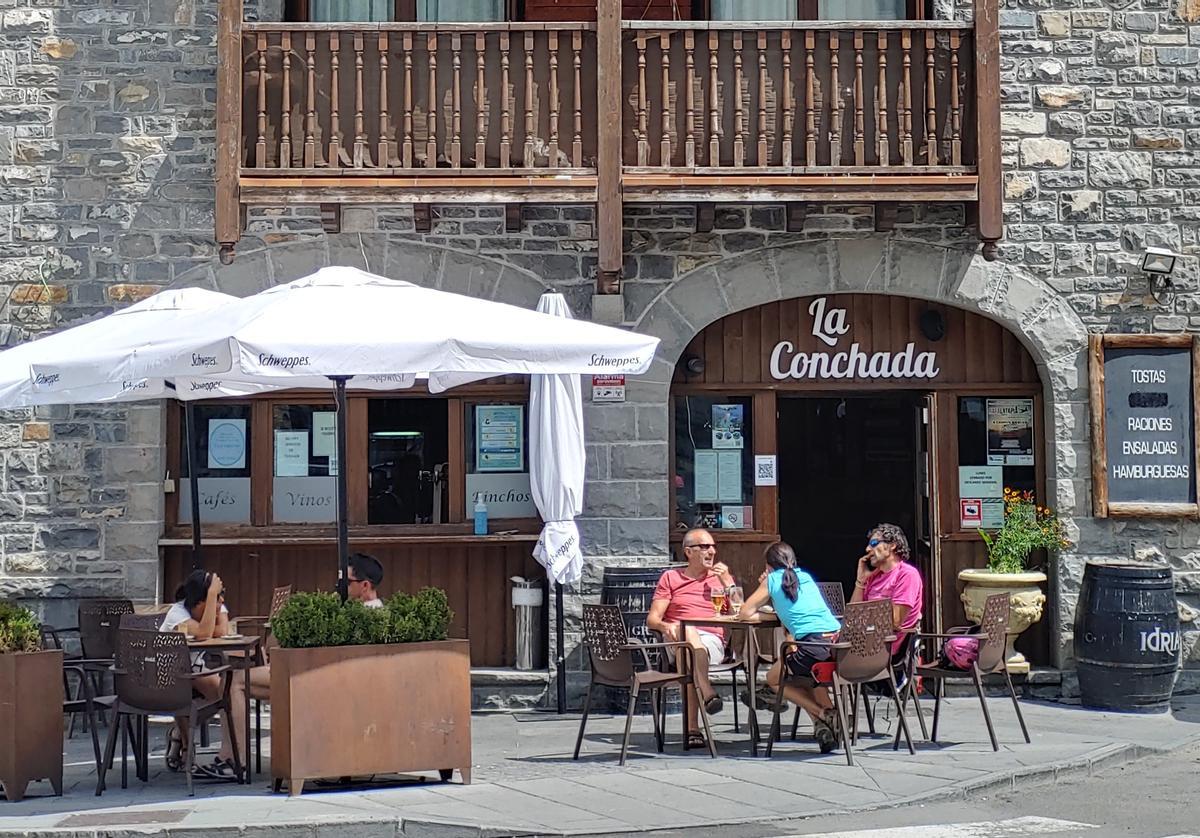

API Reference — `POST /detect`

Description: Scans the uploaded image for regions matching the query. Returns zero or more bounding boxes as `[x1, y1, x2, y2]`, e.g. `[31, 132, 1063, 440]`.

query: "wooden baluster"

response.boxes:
[475, 33, 486, 168]
[403, 32, 414, 168]
[378, 33, 390, 168]
[500, 31, 511, 167]
[523, 31, 535, 167]
[353, 32, 366, 167]
[255, 33, 267, 167]
[950, 30, 962, 166]
[280, 32, 293, 167]
[757, 31, 768, 166]
[304, 32, 316, 167]
[708, 31, 719, 166]
[427, 32, 438, 168]
[684, 31, 696, 167]
[829, 32, 841, 166]
[660, 32, 672, 166]
[636, 32, 648, 166]
[853, 31, 864, 166]
[925, 30, 937, 166]
[733, 31, 744, 167]
[328, 33, 342, 168]
[782, 30, 792, 167]
[901, 30, 912, 166]
[572, 30, 583, 167]
[877, 31, 889, 166]
[451, 33, 462, 168]
[804, 30, 815, 166]
[549, 31, 560, 168]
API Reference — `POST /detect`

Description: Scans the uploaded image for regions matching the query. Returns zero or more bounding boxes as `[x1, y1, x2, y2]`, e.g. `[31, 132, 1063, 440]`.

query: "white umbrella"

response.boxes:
[32, 266, 660, 607]
[530, 292, 587, 713]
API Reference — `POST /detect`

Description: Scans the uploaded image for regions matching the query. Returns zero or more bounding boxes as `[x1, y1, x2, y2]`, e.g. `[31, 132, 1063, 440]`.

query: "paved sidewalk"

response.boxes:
[2, 695, 1199, 837]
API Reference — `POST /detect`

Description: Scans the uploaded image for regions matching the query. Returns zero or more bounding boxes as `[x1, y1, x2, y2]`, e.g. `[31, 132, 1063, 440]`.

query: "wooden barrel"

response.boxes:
[1074, 561, 1180, 713]
[599, 566, 674, 714]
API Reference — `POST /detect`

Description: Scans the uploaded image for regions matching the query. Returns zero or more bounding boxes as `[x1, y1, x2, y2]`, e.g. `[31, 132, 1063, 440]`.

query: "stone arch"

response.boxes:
[170, 234, 551, 307]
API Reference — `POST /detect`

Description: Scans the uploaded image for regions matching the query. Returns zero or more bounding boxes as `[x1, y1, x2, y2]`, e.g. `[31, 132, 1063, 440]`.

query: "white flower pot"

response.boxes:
[958, 569, 1047, 676]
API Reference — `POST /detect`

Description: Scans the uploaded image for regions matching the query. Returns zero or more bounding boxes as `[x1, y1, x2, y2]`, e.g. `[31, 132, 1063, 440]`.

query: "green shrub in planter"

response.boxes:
[272, 588, 453, 649]
[0, 602, 41, 654]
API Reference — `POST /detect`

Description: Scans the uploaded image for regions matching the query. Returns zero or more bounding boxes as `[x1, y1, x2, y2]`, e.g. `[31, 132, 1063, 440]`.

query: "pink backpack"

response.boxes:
[943, 636, 980, 669]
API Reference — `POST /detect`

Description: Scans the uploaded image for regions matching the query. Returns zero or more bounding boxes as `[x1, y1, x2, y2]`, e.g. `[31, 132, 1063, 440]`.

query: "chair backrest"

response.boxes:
[581, 604, 635, 685]
[817, 581, 847, 618]
[78, 599, 134, 659]
[120, 612, 165, 631]
[976, 593, 1010, 673]
[268, 585, 293, 618]
[114, 629, 194, 712]
[834, 599, 894, 683]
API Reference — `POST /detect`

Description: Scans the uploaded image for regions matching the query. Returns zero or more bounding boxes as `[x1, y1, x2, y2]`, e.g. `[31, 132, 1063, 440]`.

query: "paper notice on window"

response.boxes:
[207, 418, 246, 470]
[712, 404, 745, 449]
[694, 450, 719, 503]
[275, 431, 309, 477]
[312, 411, 336, 458]
[717, 450, 742, 503]
[986, 398, 1035, 465]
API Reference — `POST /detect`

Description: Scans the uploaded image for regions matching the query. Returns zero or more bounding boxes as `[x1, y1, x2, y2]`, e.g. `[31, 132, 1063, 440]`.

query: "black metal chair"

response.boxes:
[233, 584, 292, 775]
[817, 581, 847, 617]
[78, 600, 134, 660]
[97, 629, 241, 797]
[898, 593, 1030, 752]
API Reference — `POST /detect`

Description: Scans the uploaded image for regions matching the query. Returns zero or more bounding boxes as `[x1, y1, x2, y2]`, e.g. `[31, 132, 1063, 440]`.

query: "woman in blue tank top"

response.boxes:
[739, 541, 842, 753]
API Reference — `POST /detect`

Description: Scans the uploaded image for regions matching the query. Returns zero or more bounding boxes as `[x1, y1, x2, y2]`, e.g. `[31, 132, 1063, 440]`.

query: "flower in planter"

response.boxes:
[978, 488, 1071, 574]
[0, 602, 41, 655]
[273, 588, 454, 649]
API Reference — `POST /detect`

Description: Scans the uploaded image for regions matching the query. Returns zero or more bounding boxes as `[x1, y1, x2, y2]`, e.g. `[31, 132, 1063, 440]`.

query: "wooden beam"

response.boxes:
[1088, 333, 1107, 518]
[974, 0, 1003, 257]
[875, 203, 898, 232]
[505, 203, 522, 232]
[320, 203, 342, 234]
[413, 203, 432, 233]
[786, 202, 806, 232]
[596, 0, 623, 295]
[695, 202, 715, 233]
[215, 0, 242, 264]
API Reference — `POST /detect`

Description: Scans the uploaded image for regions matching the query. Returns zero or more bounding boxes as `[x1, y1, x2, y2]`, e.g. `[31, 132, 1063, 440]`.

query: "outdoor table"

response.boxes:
[675, 611, 780, 757]
[187, 634, 261, 783]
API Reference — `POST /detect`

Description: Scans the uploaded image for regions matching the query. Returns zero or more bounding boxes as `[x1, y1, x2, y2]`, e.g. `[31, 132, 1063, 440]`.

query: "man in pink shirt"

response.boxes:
[850, 522, 923, 661]
[647, 528, 735, 746]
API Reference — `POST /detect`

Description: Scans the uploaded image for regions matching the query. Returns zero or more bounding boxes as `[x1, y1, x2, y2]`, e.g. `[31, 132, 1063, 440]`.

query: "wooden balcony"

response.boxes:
[215, 0, 1001, 271]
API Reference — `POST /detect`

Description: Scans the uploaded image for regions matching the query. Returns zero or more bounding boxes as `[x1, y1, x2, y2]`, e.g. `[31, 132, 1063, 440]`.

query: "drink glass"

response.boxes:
[710, 587, 727, 615]
[728, 586, 744, 616]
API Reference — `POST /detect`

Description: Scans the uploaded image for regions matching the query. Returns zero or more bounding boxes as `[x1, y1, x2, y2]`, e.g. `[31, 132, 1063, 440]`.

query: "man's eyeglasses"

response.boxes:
[686, 543, 717, 551]
[867, 539, 882, 548]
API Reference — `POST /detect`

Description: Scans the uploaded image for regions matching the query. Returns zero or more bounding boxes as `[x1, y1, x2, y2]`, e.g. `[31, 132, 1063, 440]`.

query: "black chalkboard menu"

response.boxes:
[1090, 334, 1200, 518]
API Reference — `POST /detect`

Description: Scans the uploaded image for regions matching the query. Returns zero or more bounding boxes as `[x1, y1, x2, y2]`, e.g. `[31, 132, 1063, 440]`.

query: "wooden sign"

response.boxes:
[1089, 334, 1200, 518]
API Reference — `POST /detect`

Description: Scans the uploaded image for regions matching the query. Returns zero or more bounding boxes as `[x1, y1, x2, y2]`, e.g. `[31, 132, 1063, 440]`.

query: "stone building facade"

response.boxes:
[1, 0, 1199, 695]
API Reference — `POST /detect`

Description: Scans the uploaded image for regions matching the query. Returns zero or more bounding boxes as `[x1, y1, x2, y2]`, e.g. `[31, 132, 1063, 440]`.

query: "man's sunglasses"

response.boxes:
[867, 539, 882, 548]
[686, 543, 717, 551]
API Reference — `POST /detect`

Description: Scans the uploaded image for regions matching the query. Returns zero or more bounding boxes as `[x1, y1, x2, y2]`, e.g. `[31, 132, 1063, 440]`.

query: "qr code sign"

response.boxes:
[754, 455, 777, 486]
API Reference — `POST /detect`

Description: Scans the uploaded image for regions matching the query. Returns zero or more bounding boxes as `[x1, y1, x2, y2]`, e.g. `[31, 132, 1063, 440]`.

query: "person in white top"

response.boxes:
[347, 552, 385, 609]
[160, 570, 240, 779]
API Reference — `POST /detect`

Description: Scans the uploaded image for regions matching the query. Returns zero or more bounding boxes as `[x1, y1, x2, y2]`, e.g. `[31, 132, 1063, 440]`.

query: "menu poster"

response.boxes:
[207, 418, 246, 470]
[694, 450, 718, 503]
[717, 450, 742, 503]
[987, 398, 1035, 466]
[275, 431, 309, 477]
[712, 404, 745, 449]
[476, 405, 524, 472]
[312, 411, 337, 458]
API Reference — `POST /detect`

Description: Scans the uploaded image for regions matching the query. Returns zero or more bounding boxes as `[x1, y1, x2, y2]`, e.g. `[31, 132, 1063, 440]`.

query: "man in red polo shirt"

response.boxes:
[647, 528, 735, 746]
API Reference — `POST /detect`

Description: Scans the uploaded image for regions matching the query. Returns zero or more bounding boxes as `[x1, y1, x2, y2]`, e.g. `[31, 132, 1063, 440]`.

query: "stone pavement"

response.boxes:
[2, 695, 1199, 837]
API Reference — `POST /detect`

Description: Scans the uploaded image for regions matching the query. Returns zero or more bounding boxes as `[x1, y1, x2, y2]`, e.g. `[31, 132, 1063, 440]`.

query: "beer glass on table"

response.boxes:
[710, 586, 727, 615]
[728, 586, 744, 616]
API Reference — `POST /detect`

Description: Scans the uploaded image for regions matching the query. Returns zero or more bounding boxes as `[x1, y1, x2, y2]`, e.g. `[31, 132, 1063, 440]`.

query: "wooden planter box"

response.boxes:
[271, 639, 471, 796]
[1, 650, 63, 802]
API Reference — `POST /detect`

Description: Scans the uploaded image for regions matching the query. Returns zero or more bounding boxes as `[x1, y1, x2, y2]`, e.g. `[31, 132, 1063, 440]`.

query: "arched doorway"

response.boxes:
[669, 293, 1049, 663]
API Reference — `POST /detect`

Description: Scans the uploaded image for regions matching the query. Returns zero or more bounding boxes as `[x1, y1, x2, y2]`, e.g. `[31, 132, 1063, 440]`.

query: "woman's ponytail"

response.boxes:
[764, 541, 800, 603]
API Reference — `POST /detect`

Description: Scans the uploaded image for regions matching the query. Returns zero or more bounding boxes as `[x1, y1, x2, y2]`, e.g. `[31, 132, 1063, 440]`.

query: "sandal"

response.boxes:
[703, 692, 724, 716]
[165, 727, 185, 772]
[686, 730, 707, 749]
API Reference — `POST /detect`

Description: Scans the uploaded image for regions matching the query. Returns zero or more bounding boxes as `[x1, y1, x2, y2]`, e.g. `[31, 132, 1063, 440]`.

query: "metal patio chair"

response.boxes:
[232, 584, 292, 774]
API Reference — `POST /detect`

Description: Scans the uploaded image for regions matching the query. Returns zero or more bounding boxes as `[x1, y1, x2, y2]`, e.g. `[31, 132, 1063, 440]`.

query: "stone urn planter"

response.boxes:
[958, 569, 1047, 676]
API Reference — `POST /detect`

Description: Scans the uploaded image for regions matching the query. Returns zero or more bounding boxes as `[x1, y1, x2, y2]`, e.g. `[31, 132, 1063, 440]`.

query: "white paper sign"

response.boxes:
[179, 477, 251, 524]
[466, 472, 538, 518]
[721, 505, 750, 529]
[754, 455, 777, 486]
[275, 431, 309, 477]
[717, 450, 742, 503]
[694, 450, 719, 503]
[958, 465, 1003, 500]
[312, 412, 337, 458]
[207, 419, 246, 470]
[273, 476, 337, 523]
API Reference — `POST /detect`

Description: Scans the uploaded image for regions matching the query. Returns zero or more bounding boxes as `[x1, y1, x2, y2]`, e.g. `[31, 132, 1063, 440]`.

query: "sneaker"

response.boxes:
[822, 707, 842, 740]
[813, 717, 838, 754]
[193, 758, 239, 782]
[739, 686, 790, 713]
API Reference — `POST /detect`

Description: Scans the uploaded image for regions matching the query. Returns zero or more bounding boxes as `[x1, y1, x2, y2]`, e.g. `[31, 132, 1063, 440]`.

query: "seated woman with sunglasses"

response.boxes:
[159, 569, 240, 780]
[738, 541, 842, 753]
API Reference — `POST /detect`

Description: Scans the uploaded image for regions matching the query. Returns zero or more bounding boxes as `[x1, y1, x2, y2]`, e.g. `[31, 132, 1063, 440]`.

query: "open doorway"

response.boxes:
[777, 395, 927, 596]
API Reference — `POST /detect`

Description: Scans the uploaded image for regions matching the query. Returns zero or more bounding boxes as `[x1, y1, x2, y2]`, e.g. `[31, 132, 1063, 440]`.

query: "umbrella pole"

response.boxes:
[331, 376, 351, 603]
[555, 581, 566, 714]
[184, 401, 203, 570]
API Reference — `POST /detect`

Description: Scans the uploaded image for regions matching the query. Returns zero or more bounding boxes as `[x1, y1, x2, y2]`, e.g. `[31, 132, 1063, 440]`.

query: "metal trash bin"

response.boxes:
[511, 576, 545, 671]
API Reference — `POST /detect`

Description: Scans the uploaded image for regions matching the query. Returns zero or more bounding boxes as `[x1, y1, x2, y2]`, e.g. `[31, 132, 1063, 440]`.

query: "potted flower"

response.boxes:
[961, 488, 1071, 675]
[268, 588, 471, 796]
[0, 602, 63, 802]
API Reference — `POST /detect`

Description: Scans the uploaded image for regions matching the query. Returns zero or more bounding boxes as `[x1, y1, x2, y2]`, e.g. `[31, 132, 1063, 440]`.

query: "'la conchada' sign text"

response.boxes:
[770, 298, 940, 381]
